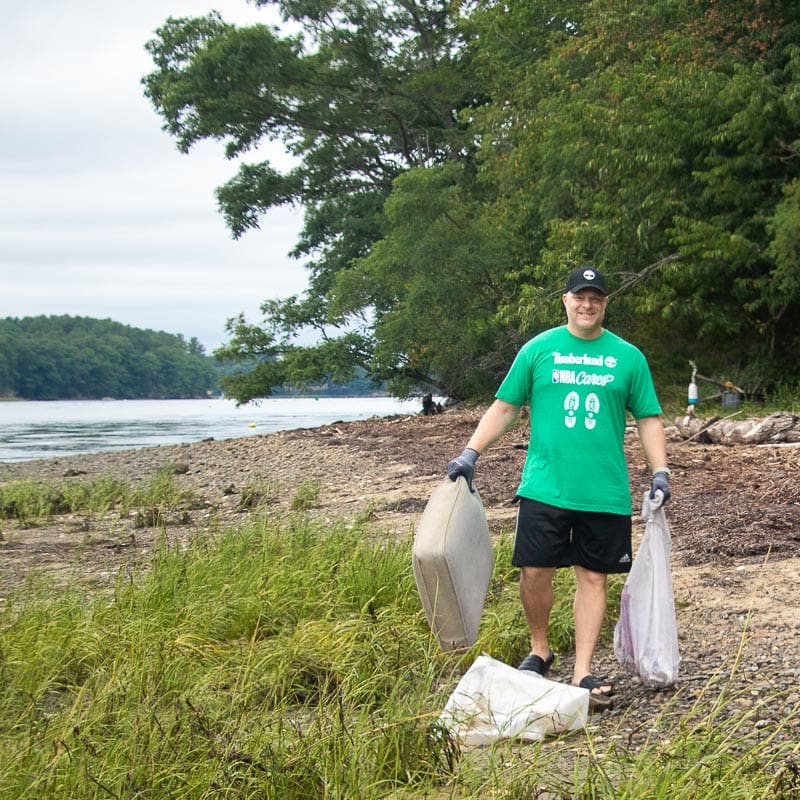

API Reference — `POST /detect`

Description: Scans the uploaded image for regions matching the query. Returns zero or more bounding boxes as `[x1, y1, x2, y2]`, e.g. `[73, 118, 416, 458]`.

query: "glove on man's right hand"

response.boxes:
[447, 448, 480, 491]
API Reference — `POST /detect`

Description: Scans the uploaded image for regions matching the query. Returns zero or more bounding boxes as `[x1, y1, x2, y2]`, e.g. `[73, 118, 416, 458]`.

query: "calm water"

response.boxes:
[0, 397, 423, 463]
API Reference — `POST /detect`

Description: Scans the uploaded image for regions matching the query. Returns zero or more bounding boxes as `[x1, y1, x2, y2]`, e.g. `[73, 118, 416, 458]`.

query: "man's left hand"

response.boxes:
[650, 470, 671, 504]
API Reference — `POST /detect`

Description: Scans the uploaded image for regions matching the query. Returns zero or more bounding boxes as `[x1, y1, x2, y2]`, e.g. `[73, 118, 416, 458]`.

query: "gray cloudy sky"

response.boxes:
[2, 1, 306, 351]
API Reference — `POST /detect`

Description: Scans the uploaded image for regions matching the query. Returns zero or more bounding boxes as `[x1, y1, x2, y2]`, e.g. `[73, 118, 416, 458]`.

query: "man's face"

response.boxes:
[562, 288, 608, 338]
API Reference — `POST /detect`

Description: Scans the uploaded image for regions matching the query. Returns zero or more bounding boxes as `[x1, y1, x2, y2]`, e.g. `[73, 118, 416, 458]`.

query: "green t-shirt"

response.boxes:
[495, 326, 662, 514]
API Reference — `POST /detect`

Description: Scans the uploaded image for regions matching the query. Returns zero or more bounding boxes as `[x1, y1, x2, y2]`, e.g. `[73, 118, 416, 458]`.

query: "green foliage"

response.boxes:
[470, 0, 800, 393]
[0, 315, 218, 400]
[58, 476, 128, 514]
[129, 466, 190, 510]
[214, 310, 383, 403]
[767, 379, 800, 413]
[237, 480, 280, 511]
[145, 0, 486, 400]
[330, 163, 523, 398]
[145, 1, 800, 403]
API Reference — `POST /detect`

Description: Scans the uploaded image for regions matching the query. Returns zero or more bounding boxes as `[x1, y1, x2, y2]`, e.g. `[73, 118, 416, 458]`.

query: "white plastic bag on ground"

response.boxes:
[438, 655, 590, 745]
[613, 490, 680, 688]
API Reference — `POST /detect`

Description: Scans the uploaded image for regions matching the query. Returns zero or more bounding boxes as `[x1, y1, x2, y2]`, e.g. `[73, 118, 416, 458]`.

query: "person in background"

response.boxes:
[447, 266, 670, 710]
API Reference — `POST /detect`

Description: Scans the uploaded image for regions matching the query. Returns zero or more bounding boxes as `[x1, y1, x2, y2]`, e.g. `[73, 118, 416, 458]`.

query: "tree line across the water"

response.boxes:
[0, 316, 379, 401]
[0, 316, 217, 400]
[142, 1, 800, 406]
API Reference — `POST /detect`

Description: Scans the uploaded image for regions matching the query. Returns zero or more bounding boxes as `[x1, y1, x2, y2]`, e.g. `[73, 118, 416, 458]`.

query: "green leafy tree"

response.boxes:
[466, 0, 800, 389]
[143, 0, 485, 399]
[766, 179, 800, 350]
[144, 0, 800, 402]
[332, 162, 522, 399]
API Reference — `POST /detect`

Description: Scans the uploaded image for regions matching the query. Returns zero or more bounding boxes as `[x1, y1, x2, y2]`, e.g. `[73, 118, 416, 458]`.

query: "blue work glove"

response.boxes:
[447, 448, 480, 491]
[650, 470, 671, 504]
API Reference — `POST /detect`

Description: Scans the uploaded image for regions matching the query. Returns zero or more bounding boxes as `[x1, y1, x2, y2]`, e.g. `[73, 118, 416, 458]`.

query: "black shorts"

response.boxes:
[512, 497, 632, 574]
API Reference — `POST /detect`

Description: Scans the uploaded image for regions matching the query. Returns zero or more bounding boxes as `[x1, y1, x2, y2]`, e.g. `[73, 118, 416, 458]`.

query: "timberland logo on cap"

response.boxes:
[566, 266, 607, 293]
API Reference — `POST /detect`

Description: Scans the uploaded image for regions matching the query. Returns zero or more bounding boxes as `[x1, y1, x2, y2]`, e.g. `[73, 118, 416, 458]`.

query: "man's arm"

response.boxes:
[447, 399, 521, 488]
[635, 415, 668, 472]
[636, 415, 671, 501]
[466, 399, 522, 454]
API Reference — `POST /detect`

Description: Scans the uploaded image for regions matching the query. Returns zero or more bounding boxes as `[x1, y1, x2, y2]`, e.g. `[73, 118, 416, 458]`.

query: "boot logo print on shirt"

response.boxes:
[563, 390, 601, 430]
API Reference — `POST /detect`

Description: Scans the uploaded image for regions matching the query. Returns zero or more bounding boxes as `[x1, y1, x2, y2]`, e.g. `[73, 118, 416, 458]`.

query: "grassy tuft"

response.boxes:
[290, 478, 321, 511]
[237, 480, 280, 511]
[0, 513, 453, 798]
[0, 480, 71, 524]
[0, 469, 192, 527]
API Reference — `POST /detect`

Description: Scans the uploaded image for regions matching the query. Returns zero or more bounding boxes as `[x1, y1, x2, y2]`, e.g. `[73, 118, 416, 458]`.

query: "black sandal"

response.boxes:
[518, 650, 555, 677]
[578, 674, 614, 711]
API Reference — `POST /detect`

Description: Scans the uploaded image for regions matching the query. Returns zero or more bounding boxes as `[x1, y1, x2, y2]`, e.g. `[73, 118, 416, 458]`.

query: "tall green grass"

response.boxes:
[0, 515, 451, 798]
[1, 511, 797, 799]
[0, 468, 192, 532]
[766, 379, 800, 414]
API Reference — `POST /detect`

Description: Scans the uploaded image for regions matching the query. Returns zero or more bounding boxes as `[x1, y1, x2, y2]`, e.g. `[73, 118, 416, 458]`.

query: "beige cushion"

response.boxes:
[412, 477, 494, 651]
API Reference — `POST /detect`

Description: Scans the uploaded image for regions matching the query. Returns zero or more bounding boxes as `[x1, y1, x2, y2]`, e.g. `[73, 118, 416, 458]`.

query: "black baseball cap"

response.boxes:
[564, 266, 607, 294]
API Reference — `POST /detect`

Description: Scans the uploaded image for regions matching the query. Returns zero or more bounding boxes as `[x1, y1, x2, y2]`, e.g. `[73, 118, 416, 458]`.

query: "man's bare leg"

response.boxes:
[519, 565, 556, 659]
[572, 565, 612, 694]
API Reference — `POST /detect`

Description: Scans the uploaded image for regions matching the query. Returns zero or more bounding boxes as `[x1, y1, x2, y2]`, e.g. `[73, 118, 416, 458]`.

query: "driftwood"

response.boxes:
[674, 410, 800, 445]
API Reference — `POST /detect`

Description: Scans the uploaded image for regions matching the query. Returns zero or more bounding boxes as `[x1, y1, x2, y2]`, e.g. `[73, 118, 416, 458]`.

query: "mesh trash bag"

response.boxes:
[613, 490, 680, 688]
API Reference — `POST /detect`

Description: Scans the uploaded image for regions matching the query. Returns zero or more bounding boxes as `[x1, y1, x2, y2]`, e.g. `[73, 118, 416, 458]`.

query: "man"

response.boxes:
[447, 266, 670, 711]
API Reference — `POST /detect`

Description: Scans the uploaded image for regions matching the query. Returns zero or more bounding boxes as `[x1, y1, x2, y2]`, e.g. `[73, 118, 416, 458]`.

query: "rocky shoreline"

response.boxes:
[1, 406, 799, 750]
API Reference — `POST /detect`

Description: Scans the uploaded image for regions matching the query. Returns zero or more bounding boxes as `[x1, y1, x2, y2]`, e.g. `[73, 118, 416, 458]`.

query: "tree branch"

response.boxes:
[608, 252, 681, 299]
